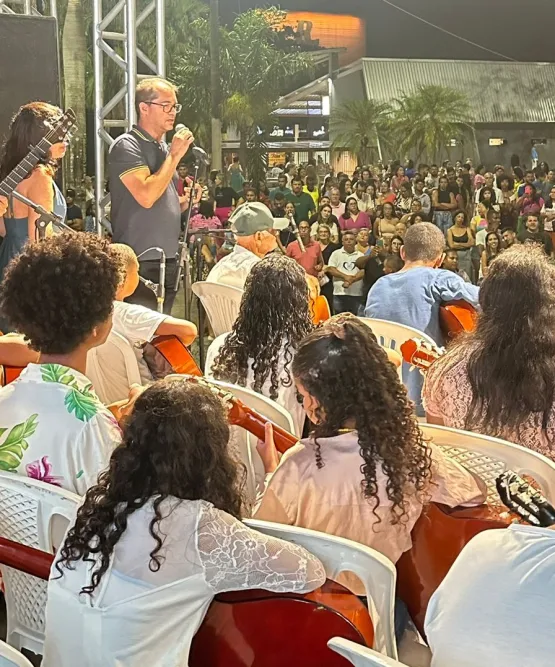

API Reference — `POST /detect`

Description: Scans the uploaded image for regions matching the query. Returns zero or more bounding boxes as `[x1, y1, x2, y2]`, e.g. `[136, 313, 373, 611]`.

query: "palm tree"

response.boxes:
[330, 99, 392, 164]
[391, 85, 472, 162]
[62, 0, 87, 188]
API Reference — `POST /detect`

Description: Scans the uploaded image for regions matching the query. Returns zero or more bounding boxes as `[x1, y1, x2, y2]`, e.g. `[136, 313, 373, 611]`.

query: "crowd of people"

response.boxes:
[172, 153, 555, 321]
[0, 78, 554, 667]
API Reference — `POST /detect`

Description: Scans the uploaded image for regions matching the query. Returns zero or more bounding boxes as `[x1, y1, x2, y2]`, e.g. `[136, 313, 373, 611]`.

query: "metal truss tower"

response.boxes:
[92, 0, 165, 229]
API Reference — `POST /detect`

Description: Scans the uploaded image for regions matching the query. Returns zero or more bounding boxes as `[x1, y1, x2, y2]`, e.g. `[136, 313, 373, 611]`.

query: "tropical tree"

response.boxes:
[391, 85, 473, 162]
[174, 8, 313, 176]
[329, 99, 392, 165]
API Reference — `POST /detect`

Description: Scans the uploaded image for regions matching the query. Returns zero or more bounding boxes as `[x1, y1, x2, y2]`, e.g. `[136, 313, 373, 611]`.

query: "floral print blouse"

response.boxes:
[0, 363, 122, 495]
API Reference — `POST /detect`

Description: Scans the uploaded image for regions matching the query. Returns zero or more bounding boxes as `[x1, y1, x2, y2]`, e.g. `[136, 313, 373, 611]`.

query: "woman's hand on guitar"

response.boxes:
[256, 422, 280, 474]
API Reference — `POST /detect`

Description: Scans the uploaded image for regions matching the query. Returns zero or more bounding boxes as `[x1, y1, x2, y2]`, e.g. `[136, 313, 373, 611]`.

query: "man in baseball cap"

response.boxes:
[206, 202, 281, 288]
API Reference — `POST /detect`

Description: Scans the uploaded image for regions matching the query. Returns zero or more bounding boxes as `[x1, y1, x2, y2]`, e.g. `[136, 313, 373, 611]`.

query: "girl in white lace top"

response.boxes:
[43, 379, 325, 667]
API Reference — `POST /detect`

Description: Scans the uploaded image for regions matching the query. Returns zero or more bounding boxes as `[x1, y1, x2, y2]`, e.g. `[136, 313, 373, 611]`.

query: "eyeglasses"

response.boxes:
[146, 102, 182, 114]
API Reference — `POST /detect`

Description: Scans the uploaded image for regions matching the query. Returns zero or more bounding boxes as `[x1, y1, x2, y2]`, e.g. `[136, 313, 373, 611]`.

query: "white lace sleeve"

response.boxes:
[197, 503, 326, 595]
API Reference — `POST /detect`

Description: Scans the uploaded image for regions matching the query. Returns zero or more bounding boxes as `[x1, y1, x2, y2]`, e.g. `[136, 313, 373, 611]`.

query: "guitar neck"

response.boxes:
[0, 137, 51, 198]
[230, 403, 299, 454]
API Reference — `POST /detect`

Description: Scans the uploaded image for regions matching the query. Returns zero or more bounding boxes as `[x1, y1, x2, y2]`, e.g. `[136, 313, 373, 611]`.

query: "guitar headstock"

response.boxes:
[400, 338, 445, 371]
[496, 471, 555, 527]
[43, 109, 77, 147]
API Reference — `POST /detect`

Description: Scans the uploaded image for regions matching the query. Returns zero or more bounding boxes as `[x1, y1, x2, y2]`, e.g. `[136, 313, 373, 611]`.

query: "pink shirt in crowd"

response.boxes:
[423, 347, 555, 460]
[253, 431, 484, 594]
[286, 240, 322, 277]
[339, 211, 371, 232]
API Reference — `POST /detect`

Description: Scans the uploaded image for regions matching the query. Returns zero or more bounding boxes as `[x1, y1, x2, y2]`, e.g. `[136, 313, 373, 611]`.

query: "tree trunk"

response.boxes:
[210, 0, 222, 170]
[62, 0, 87, 190]
[239, 131, 248, 180]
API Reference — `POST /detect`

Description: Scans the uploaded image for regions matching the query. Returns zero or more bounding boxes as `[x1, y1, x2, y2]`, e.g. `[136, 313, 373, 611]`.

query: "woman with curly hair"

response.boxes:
[0, 233, 122, 494]
[424, 245, 555, 458]
[254, 315, 486, 593]
[205, 253, 313, 436]
[42, 379, 324, 667]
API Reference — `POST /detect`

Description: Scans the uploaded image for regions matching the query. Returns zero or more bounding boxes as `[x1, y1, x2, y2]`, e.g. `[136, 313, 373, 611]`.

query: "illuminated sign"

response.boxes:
[489, 138, 506, 146]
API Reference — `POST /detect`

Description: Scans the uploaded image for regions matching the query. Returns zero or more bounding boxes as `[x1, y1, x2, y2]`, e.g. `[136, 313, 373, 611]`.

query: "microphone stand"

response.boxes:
[174, 161, 200, 320]
[137, 247, 166, 314]
[10, 190, 73, 240]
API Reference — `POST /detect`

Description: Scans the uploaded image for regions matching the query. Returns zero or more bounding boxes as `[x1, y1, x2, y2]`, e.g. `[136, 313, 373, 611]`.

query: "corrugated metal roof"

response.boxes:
[361, 58, 555, 124]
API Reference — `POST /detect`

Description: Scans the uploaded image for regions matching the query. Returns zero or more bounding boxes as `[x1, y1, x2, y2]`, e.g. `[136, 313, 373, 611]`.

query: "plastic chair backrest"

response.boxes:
[244, 519, 398, 659]
[328, 637, 408, 666]
[87, 330, 142, 404]
[359, 318, 436, 382]
[192, 282, 244, 338]
[208, 379, 296, 505]
[0, 473, 80, 654]
[421, 423, 555, 504]
[0, 640, 34, 667]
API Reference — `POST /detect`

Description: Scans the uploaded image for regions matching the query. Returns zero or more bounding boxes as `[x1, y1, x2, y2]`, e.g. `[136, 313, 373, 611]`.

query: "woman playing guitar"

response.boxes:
[253, 314, 486, 661]
[42, 378, 325, 667]
[423, 244, 555, 459]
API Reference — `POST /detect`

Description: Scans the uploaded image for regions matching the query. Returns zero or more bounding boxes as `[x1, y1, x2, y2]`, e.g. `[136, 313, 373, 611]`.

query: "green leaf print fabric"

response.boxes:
[0, 414, 39, 471]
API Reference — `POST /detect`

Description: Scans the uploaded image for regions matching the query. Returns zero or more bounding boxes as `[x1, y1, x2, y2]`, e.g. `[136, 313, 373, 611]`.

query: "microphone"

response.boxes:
[175, 124, 210, 165]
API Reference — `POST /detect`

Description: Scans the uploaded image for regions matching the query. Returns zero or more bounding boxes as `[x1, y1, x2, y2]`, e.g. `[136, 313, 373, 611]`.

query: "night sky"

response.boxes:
[217, 0, 554, 63]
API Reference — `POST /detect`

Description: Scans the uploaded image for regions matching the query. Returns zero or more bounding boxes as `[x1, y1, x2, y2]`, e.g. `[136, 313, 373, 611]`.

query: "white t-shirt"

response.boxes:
[43, 499, 325, 667]
[206, 244, 260, 289]
[111, 300, 167, 383]
[205, 333, 304, 437]
[328, 248, 364, 296]
[425, 524, 555, 667]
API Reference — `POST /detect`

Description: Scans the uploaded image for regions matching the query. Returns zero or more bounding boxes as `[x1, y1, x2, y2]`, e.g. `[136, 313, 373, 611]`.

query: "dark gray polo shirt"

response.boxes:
[108, 125, 181, 259]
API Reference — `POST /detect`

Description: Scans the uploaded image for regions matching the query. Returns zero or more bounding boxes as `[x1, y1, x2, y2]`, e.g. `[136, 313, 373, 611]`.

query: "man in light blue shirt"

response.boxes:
[365, 222, 479, 413]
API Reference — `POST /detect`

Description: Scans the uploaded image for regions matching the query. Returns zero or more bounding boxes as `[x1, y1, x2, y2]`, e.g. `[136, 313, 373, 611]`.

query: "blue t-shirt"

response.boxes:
[365, 267, 480, 414]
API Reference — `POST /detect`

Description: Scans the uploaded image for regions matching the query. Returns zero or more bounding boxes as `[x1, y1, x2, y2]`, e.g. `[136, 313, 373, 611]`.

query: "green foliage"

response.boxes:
[330, 99, 393, 165]
[391, 85, 473, 161]
[0, 415, 38, 471]
[174, 7, 313, 171]
[64, 388, 99, 422]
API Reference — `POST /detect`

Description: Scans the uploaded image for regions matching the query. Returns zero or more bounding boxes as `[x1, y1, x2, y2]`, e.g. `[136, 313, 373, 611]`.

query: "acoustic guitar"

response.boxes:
[0, 109, 76, 198]
[0, 535, 373, 666]
[438, 300, 477, 339]
[177, 375, 299, 454]
[397, 471, 553, 636]
[144, 334, 202, 378]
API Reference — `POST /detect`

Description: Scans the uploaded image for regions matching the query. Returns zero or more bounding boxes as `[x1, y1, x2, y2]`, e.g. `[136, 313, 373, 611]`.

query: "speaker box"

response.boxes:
[0, 14, 61, 145]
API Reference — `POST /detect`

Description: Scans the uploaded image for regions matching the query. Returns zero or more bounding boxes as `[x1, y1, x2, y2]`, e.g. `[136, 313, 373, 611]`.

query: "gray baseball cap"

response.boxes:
[229, 202, 279, 237]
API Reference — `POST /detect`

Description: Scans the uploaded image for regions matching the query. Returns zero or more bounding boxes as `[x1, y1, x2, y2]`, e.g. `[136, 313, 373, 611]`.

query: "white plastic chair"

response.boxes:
[244, 519, 398, 659]
[328, 638, 408, 666]
[421, 423, 555, 504]
[358, 318, 436, 382]
[87, 329, 143, 404]
[192, 282, 244, 337]
[207, 379, 296, 505]
[0, 472, 80, 654]
[0, 641, 34, 667]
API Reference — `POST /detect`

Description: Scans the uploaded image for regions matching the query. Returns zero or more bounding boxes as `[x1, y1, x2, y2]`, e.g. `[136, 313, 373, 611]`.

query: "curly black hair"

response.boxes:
[0, 232, 119, 354]
[210, 254, 313, 401]
[56, 378, 245, 595]
[292, 314, 432, 524]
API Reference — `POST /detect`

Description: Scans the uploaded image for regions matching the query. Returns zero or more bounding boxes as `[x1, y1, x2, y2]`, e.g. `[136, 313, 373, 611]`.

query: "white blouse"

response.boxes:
[43, 498, 325, 667]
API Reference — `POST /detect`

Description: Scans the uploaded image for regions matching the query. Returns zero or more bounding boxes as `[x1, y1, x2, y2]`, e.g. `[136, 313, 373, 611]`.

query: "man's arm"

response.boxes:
[118, 127, 194, 209]
[326, 266, 349, 281]
[155, 316, 198, 346]
[0, 335, 39, 366]
[435, 271, 480, 308]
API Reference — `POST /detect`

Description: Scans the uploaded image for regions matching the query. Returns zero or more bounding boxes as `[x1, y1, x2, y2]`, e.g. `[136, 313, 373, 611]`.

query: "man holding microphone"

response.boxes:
[108, 77, 195, 313]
